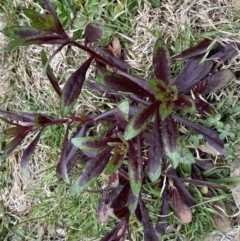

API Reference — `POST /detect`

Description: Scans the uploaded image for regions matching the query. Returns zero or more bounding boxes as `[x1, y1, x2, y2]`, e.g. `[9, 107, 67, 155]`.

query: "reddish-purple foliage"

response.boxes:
[1, 0, 237, 240]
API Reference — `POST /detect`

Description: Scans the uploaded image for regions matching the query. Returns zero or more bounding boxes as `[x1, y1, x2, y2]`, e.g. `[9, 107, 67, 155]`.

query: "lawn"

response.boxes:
[1, 0, 240, 241]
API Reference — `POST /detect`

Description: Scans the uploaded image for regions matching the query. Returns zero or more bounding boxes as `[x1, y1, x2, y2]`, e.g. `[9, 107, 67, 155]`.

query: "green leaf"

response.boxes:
[148, 78, 178, 101]
[4, 126, 30, 136]
[166, 145, 194, 168]
[126, 0, 138, 11]
[128, 191, 139, 213]
[147, 0, 161, 8]
[23, 9, 60, 33]
[160, 101, 174, 120]
[117, 100, 129, 122]
[124, 101, 160, 140]
[148, 78, 167, 100]
[167, 85, 178, 101]
[178, 143, 195, 165]
[105, 146, 126, 175]
[2, 26, 41, 40]
[164, 147, 179, 169]
[2, 26, 65, 50]
[113, 3, 124, 16]
[72, 136, 116, 152]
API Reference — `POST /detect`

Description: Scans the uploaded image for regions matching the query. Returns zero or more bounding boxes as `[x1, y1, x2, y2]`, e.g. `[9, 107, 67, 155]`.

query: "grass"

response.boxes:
[1, 0, 240, 240]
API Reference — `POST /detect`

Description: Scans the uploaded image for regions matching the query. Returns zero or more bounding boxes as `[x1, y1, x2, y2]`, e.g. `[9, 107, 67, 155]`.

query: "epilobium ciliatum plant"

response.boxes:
[1, 0, 238, 239]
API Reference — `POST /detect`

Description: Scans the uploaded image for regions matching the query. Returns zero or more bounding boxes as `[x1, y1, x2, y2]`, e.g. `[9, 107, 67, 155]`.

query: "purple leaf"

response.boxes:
[69, 148, 112, 196]
[162, 115, 179, 168]
[41, 50, 61, 97]
[170, 187, 192, 224]
[97, 186, 122, 223]
[172, 114, 227, 156]
[174, 94, 196, 113]
[195, 160, 214, 170]
[85, 23, 112, 45]
[95, 58, 107, 71]
[82, 150, 97, 158]
[0, 109, 36, 123]
[22, 34, 66, 45]
[115, 69, 155, 97]
[176, 60, 214, 93]
[194, 98, 213, 115]
[135, 201, 142, 223]
[96, 71, 153, 99]
[0, 129, 31, 163]
[128, 141, 142, 210]
[0, 117, 19, 126]
[65, 125, 86, 169]
[147, 110, 163, 182]
[172, 38, 214, 60]
[84, 23, 102, 44]
[56, 124, 71, 184]
[138, 197, 159, 241]
[2, 26, 42, 39]
[210, 42, 238, 63]
[9, 37, 65, 50]
[124, 101, 160, 140]
[2, 26, 66, 49]
[168, 169, 195, 207]
[21, 129, 43, 178]
[153, 38, 171, 84]
[34, 114, 54, 128]
[72, 136, 120, 152]
[167, 174, 228, 190]
[108, 172, 120, 189]
[195, 69, 235, 94]
[60, 57, 93, 117]
[95, 46, 128, 71]
[85, 81, 113, 94]
[99, 221, 125, 241]
[170, 55, 203, 88]
[17, 112, 37, 122]
[117, 221, 128, 241]
[155, 186, 169, 236]
[110, 182, 130, 210]
[113, 207, 130, 221]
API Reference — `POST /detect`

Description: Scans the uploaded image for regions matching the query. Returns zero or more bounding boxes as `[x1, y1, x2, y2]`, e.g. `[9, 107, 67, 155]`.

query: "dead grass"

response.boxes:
[1, 0, 240, 240]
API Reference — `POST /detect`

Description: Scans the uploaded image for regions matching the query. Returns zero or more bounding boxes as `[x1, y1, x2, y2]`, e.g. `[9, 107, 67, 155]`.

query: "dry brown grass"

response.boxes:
[1, 0, 240, 240]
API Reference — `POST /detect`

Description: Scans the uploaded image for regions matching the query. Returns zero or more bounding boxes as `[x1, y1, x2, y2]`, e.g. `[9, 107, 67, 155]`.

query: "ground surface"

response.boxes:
[1, 0, 240, 240]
